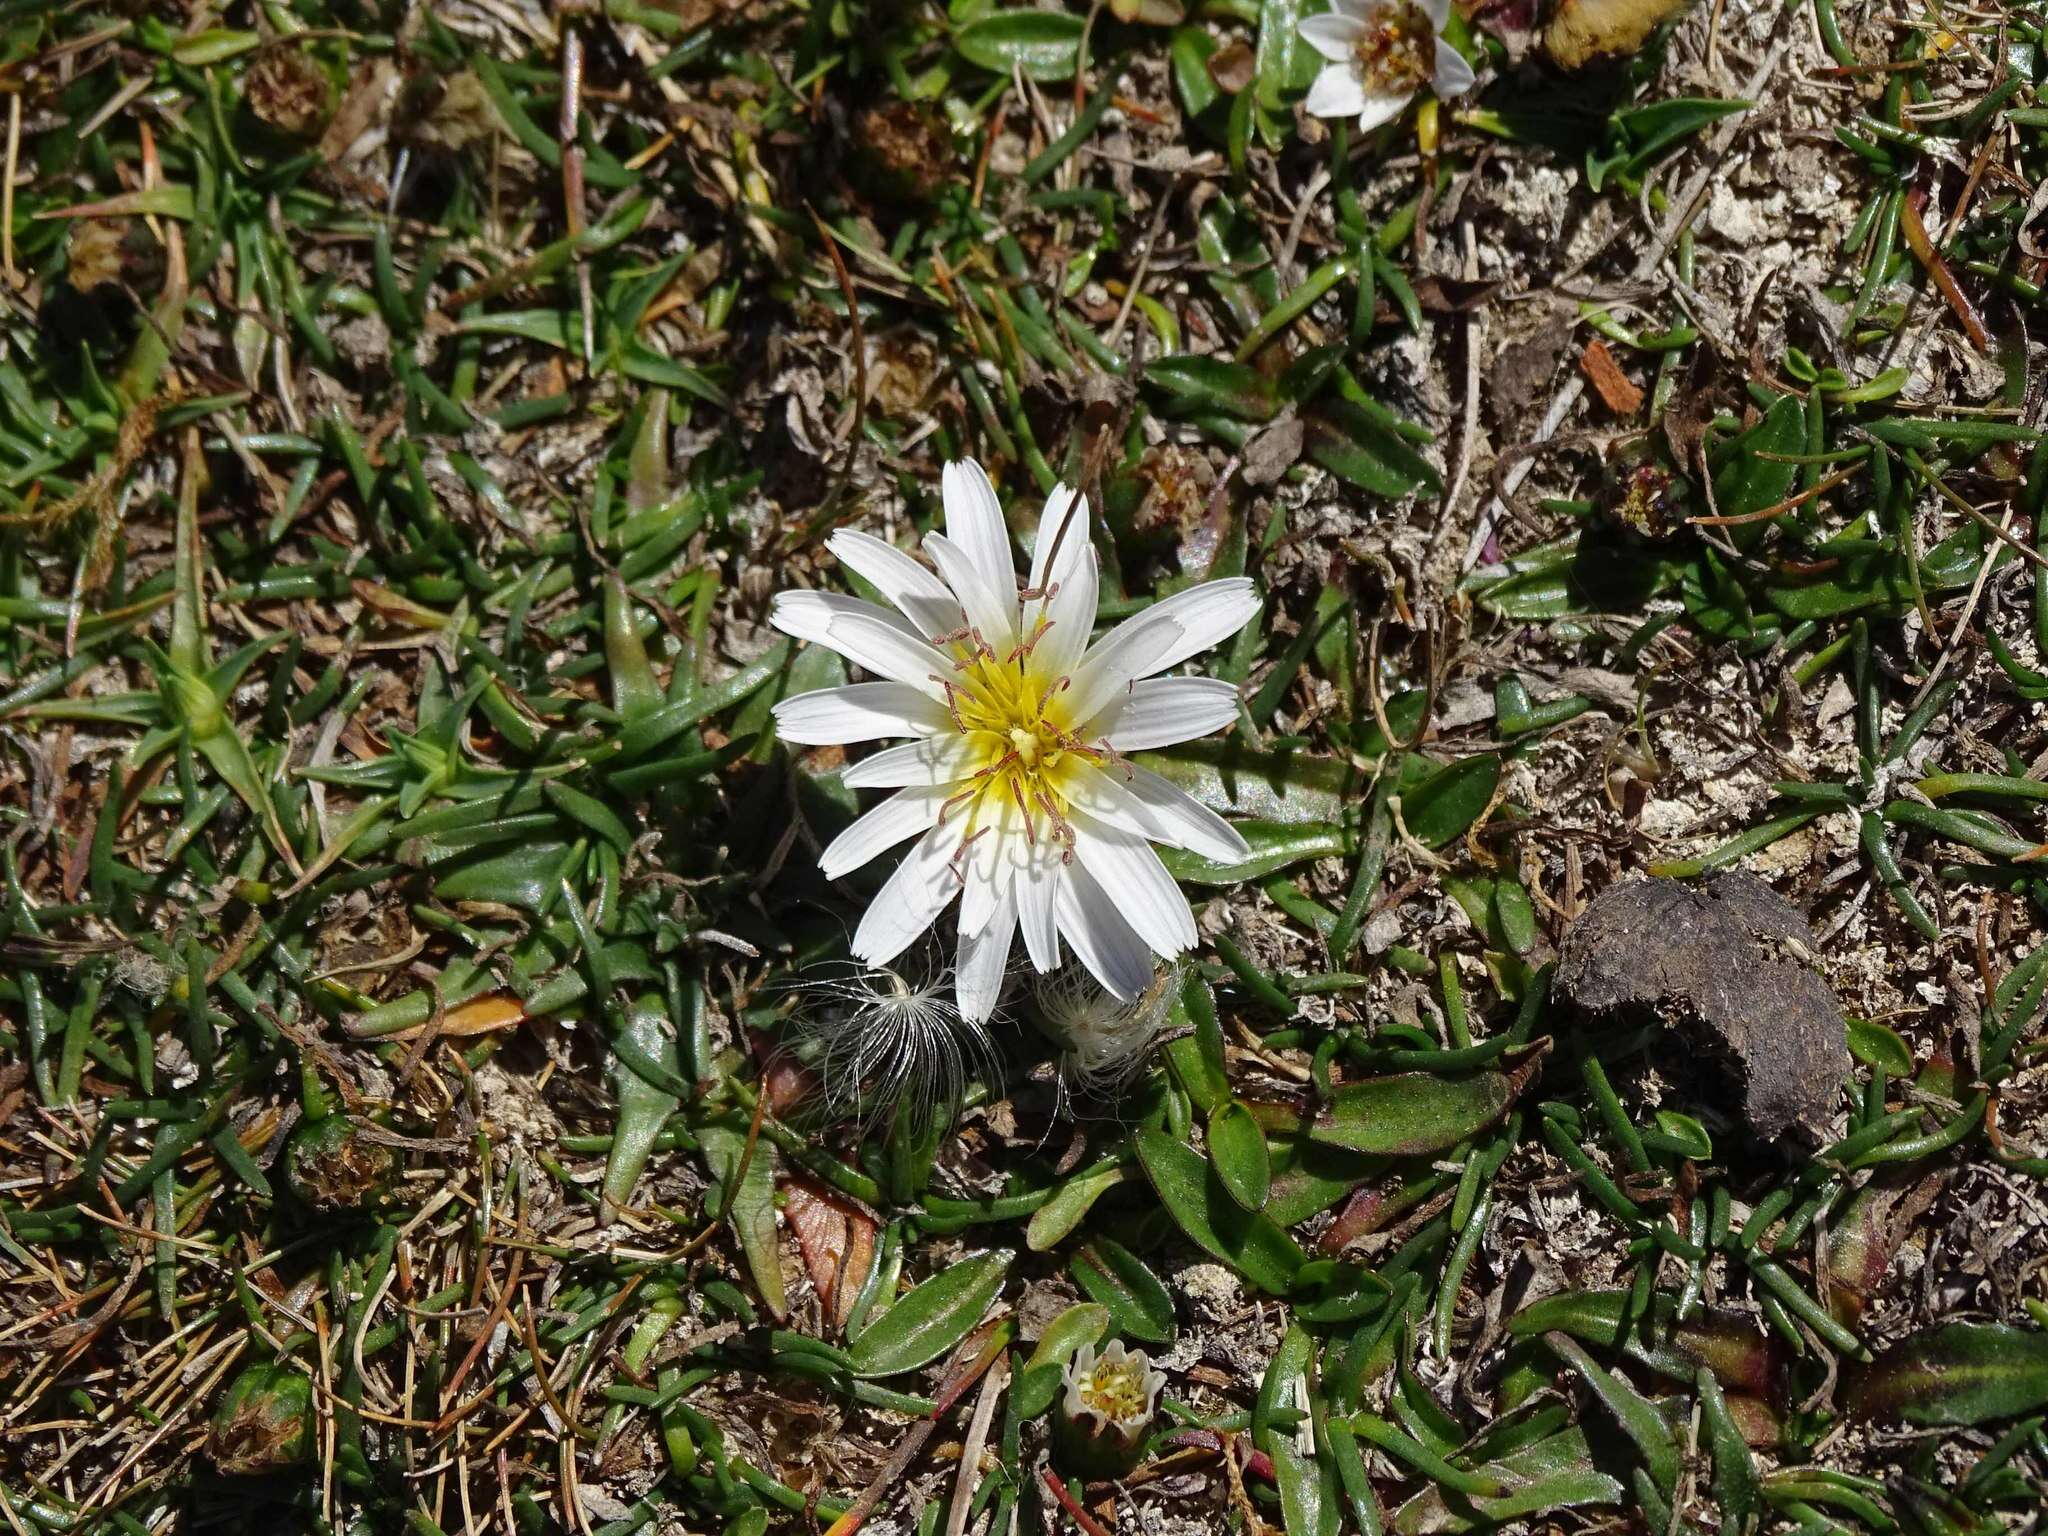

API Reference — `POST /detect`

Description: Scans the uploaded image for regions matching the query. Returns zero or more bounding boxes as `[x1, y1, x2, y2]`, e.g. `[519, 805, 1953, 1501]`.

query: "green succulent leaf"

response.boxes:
[848, 1250, 1012, 1378]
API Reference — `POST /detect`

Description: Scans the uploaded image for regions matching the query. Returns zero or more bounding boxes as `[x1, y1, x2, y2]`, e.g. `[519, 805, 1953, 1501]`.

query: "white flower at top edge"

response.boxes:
[770, 460, 1259, 1024]
[1298, 0, 1476, 133]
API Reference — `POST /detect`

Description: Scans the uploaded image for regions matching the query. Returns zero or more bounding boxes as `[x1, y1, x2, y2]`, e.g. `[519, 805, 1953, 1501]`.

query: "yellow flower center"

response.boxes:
[928, 617, 1105, 864]
[1354, 1, 1433, 94]
[1075, 1353, 1150, 1423]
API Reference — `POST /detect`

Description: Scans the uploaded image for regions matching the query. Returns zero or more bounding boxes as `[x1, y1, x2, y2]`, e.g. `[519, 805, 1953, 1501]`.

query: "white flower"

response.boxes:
[1062, 1339, 1166, 1434]
[771, 460, 1257, 1024]
[1055, 1339, 1168, 1477]
[1298, 0, 1476, 133]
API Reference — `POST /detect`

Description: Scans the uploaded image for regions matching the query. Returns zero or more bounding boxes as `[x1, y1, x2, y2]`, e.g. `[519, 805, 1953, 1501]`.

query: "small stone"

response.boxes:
[1554, 872, 1848, 1147]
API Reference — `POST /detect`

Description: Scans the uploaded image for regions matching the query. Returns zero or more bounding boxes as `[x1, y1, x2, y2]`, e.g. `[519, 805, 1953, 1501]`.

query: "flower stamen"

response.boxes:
[1033, 789, 1077, 863]
[946, 825, 989, 881]
[929, 674, 975, 735]
[1010, 776, 1039, 844]
[1353, 0, 1434, 94]
[1004, 616, 1053, 664]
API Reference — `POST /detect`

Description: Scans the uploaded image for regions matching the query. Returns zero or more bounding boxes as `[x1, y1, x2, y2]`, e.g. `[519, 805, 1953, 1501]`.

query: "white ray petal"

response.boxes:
[1068, 811, 1198, 958]
[852, 823, 962, 966]
[1305, 62, 1370, 119]
[1027, 484, 1089, 596]
[1419, 0, 1452, 33]
[1018, 846, 1061, 972]
[1024, 541, 1098, 688]
[771, 589, 917, 646]
[1356, 89, 1412, 133]
[773, 683, 950, 744]
[1433, 38, 1475, 97]
[1299, 12, 1365, 60]
[1123, 764, 1252, 862]
[1061, 611, 1186, 727]
[1058, 761, 1173, 842]
[827, 529, 964, 639]
[820, 786, 950, 881]
[823, 611, 955, 699]
[1059, 761, 1245, 864]
[1090, 676, 1243, 751]
[955, 890, 1017, 1023]
[942, 460, 1017, 599]
[956, 788, 1021, 940]
[1054, 860, 1155, 1002]
[1124, 579, 1263, 675]
[924, 530, 1019, 654]
[842, 734, 983, 789]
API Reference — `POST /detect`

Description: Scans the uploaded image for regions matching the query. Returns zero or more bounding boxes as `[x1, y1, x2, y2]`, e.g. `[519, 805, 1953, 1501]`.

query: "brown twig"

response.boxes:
[1687, 461, 1864, 526]
[1039, 1468, 1117, 1536]
[1898, 187, 1992, 353]
[823, 1318, 1012, 1535]
[432, 1251, 526, 1433]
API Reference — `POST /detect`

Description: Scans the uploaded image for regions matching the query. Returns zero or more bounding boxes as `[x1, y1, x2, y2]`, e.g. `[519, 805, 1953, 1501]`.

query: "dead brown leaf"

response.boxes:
[784, 1177, 879, 1332]
[1580, 340, 1644, 416]
[381, 993, 524, 1041]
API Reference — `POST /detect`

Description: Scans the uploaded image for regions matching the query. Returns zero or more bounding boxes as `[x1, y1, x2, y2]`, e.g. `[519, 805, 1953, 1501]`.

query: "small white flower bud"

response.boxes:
[1055, 1340, 1167, 1478]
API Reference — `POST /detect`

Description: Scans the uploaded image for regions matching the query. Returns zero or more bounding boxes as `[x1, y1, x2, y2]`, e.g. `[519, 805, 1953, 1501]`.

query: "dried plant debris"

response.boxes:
[1555, 872, 1850, 1146]
[2, 0, 2047, 1529]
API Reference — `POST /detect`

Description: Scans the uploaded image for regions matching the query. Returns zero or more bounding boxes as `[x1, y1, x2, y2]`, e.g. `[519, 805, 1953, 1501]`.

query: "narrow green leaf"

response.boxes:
[543, 780, 636, 855]
[1134, 1129, 1303, 1294]
[621, 640, 791, 759]
[1161, 969, 1230, 1114]
[1650, 1110, 1712, 1161]
[603, 996, 680, 1216]
[1399, 754, 1501, 847]
[1848, 1322, 2048, 1426]
[1145, 353, 1279, 422]
[1023, 1303, 1111, 1376]
[1544, 1332, 1680, 1496]
[1846, 1017, 1914, 1077]
[848, 1250, 1011, 1377]
[1255, 1323, 1314, 1454]
[192, 728, 299, 872]
[954, 11, 1086, 79]
[1014, 1301, 1111, 1420]
[1254, 0, 1307, 112]
[1697, 1367, 1761, 1536]
[1292, 1048, 1541, 1157]
[1711, 395, 1803, 530]
[700, 1115, 788, 1322]
[1156, 819, 1349, 885]
[1393, 1427, 1624, 1529]
[1209, 1101, 1273, 1211]
[1507, 1290, 1781, 1397]
[1026, 1164, 1127, 1252]
[605, 576, 665, 722]
[1070, 1237, 1176, 1346]
[430, 841, 576, 909]
[1137, 740, 1361, 824]
[1306, 400, 1441, 498]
